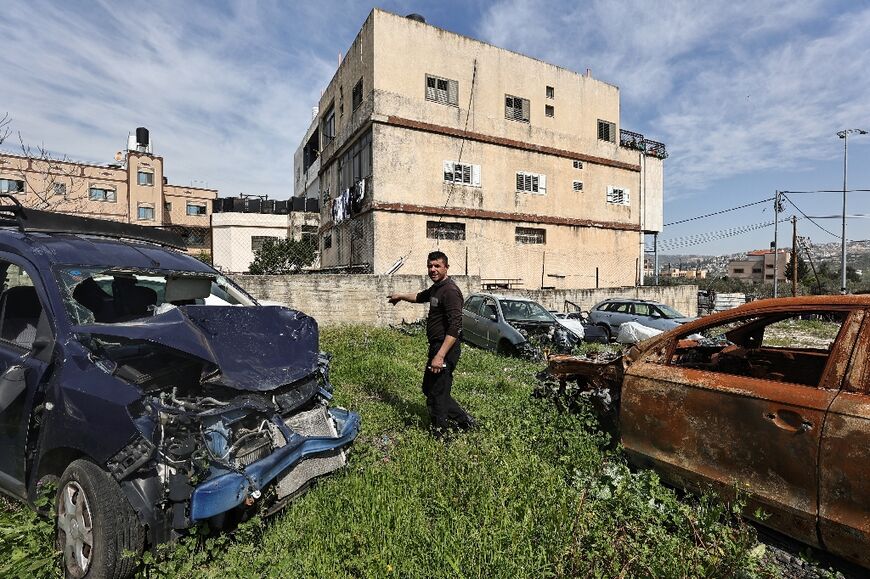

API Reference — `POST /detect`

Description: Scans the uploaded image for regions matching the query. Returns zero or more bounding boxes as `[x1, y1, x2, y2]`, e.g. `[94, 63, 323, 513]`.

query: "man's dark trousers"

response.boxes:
[422, 341, 472, 432]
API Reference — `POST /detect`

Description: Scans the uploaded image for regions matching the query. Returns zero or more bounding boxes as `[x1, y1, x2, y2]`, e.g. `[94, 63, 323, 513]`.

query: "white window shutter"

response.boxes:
[623, 188, 630, 205]
[521, 98, 530, 122]
[516, 172, 523, 190]
[448, 80, 459, 105]
[444, 161, 453, 181]
[472, 164, 481, 186]
[426, 77, 436, 101]
[539, 174, 547, 193]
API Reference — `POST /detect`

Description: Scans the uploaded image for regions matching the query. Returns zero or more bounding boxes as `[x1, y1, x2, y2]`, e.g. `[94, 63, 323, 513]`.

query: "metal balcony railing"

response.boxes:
[619, 129, 668, 159]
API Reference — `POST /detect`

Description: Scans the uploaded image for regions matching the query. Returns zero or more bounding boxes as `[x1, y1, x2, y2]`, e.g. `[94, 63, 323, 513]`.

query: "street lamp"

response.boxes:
[837, 128, 868, 293]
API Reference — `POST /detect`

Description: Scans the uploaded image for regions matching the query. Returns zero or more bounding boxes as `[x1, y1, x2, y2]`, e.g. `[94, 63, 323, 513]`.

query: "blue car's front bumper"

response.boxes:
[189, 407, 360, 521]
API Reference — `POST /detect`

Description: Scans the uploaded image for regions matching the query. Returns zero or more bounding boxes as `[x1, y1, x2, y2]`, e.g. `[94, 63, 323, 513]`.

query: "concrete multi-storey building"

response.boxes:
[305, 9, 665, 288]
[727, 249, 790, 283]
[0, 128, 217, 251]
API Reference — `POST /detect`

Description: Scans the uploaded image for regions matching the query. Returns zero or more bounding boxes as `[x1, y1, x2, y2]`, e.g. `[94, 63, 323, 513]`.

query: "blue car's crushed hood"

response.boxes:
[73, 305, 319, 392]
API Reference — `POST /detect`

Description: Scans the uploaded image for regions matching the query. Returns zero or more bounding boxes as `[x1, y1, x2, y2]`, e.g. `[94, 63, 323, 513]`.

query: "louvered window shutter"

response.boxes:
[539, 175, 547, 193]
[426, 76, 437, 101]
[444, 161, 453, 182]
[448, 80, 458, 105]
[472, 164, 481, 186]
[521, 98, 530, 122]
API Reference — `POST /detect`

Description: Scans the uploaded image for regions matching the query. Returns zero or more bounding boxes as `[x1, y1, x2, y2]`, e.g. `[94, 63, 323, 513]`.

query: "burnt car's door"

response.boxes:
[818, 310, 870, 567]
[0, 258, 54, 499]
[621, 308, 858, 547]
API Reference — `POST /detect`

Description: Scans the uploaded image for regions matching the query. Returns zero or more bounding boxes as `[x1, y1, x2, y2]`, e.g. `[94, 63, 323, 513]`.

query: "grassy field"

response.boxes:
[1, 326, 772, 578]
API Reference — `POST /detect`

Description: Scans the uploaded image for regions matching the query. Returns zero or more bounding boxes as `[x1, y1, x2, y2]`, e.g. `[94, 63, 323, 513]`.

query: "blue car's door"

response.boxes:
[0, 259, 53, 499]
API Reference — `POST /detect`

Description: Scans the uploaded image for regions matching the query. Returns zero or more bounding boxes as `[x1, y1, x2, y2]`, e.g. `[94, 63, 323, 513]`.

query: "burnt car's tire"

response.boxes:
[596, 323, 612, 342]
[56, 459, 144, 579]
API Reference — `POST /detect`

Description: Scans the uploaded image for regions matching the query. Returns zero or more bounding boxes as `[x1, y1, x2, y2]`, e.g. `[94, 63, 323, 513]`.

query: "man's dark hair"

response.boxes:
[427, 251, 449, 266]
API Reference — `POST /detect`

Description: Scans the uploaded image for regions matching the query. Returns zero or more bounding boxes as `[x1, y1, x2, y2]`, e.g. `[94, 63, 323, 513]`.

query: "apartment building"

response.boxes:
[303, 9, 665, 288]
[727, 249, 790, 283]
[0, 128, 217, 251]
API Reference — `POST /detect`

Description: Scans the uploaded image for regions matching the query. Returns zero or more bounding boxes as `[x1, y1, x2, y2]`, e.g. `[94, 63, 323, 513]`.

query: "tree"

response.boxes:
[248, 238, 317, 274]
[784, 253, 809, 282]
[0, 113, 9, 146]
[16, 132, 88, 210]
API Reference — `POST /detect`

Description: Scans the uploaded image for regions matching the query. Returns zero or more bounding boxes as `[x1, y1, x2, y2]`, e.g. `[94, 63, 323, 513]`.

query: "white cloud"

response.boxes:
[0, 0, 370, 197]
[477, 0, 870, 193]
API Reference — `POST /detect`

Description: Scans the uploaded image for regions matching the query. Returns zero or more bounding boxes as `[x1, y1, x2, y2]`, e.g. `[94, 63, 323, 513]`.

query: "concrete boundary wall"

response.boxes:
[232, 274, 698, 327]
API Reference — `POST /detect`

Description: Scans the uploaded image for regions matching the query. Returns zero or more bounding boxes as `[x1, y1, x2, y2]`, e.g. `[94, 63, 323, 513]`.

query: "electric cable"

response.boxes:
[780, 193, 841, 240]
[663, 197, 774, 227]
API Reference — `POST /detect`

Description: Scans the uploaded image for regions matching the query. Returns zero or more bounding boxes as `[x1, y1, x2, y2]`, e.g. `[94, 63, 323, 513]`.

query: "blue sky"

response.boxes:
[3, 0, 870, 255]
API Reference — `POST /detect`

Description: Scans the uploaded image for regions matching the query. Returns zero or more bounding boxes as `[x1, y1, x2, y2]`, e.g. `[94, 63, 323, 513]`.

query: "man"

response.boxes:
[388, 251, 475, 435]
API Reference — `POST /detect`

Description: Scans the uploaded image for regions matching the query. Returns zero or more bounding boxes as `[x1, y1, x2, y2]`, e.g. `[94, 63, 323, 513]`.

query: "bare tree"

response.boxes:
[0, 113, 10, 146]
[14, 132, 89, 211]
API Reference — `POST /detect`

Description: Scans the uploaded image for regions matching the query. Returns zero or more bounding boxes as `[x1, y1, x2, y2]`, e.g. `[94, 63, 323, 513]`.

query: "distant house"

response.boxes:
[0, 127, 216, 252]
[727, 249, 790, 283]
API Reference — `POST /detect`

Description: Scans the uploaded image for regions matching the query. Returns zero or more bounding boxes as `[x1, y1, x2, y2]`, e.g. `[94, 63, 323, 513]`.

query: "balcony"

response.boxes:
[619, 129, 668, 159]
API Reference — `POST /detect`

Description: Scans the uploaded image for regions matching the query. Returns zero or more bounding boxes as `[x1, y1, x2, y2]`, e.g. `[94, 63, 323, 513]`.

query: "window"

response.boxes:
[251, 235, 280, 252]
[443, 161, 480, 186]
[516, 227, 546, 244]
[323, 234, 332, 250]
[464, 295, 484, 314]
[598, 120, 616, 142]
[516, 172, 546, 194]
[573, 181, 583, 192]
[427, 221, 466, 240]
[137, 170, 154, 186]
[186, 203, 207, 216]
[606, 186, 630, 205]
[765, 274, 774, 280]
[0, 179, 24, 194]
[505, 94, 530, 122]
[352, 78, 363, 110]
[338, 130, 372, 192]
[766, 264, 774, 269]
[89, 186, 116, 202]
[137, 205, 154, 221]
[53, 182, 66, 196]
[321, 105, 336, 146]
[545, 105, 554, 118]
[425, 74, 458, 106]
[546, 85, 554, 99]
[301, 225, 318, 248]
[164, 202, 172, 212]
[339, 86, 344, 119]
[573, 160, 583, 169]
[669, 312, 845, 387]
[752, 268, 762, 273]
[733, 268, 745, 274]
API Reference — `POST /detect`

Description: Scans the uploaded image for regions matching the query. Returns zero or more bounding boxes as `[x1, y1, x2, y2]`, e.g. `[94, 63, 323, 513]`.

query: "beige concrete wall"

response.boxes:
[231, 273, 697, 326]
[371, 210, 639, 288]
[371, 123, 640, 224]
[163, 184, 217, 227]
[371, 9, 626, 160]
[127, 153, 164, 225]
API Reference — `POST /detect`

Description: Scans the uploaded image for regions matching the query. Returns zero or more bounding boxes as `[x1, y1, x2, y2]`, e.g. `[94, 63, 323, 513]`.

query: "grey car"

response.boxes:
[588, 298, 695, 340]
[461, 293, 583, 356]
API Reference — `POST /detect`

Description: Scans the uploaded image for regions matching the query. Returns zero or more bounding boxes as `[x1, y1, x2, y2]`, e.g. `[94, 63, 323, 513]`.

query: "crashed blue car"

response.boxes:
[0, 199, 359, 578]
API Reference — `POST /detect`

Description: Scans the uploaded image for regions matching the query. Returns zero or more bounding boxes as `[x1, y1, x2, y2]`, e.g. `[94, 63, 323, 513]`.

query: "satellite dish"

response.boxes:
[114, 151, 124, 162]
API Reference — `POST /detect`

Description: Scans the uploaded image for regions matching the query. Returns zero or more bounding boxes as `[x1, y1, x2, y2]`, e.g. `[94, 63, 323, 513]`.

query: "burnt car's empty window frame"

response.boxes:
[665, 310, 853, 388]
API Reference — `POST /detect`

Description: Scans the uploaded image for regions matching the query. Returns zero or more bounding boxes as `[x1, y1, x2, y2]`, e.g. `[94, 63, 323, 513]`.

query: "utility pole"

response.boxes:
[654, 232, 659, 286]
[773, 190, 780, 298]
[791, 215, 798, 297]
[838, 128, 869, 294]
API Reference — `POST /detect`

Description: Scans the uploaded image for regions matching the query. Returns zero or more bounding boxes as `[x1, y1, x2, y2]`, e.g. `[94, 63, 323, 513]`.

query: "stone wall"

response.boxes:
[232, 274, 698, 326]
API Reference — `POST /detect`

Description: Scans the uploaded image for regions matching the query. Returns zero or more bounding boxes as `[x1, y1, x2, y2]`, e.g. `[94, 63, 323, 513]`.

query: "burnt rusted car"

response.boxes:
[545, 296, 870, 568]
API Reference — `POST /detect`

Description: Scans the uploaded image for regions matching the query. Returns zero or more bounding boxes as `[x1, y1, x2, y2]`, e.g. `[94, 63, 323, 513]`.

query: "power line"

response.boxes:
[782, 189, 870, 194]
[650, 218, 791, 252]
[780, 193, 841, 240]
[663, 197, 774, 227]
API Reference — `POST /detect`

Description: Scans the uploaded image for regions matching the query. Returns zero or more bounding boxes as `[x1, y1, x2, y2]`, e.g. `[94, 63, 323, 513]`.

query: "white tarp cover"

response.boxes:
[616, 321, 663, 344]
[555, 318, 585, 339]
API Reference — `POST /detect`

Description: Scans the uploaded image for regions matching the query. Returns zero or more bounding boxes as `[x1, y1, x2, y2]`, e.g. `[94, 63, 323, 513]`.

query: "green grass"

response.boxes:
[0, 326, 772, 578]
